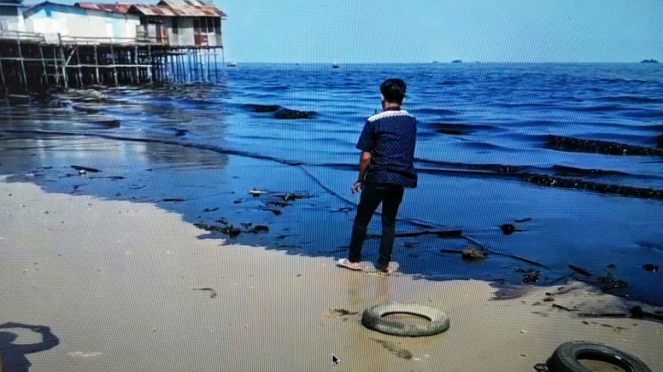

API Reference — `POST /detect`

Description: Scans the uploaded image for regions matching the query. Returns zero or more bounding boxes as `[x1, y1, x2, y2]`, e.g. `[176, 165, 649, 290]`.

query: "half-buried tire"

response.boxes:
[546, 341, 652, 372]
[361, 303, 450, 337]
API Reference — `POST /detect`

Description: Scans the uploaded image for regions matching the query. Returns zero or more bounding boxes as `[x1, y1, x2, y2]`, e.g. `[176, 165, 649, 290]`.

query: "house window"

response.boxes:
[214, 18, 221, 35]
[172, 18, 178, 34]
[193, 18, 200, 33]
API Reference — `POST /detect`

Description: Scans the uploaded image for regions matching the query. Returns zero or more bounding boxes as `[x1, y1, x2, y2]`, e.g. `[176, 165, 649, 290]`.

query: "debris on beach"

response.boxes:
[522, 271, 541, 284]
[369, 229, 462, 239]
[545, 287, 579, 297]
[193, 287, 217, 298]
[324, 308, 359, 319]
[461, 247, 487, 260]
[568, 265, 593, 277]
[370, 338, 413, 360]
[71, 165, 101, 173]
[552, 304, 576, 312]
[194, 223, 242, 237]
[598, 273, 628, 291]
[643, 264, 659, 272]
[330, 206, 353, 213]
[629, 305, 663, 321]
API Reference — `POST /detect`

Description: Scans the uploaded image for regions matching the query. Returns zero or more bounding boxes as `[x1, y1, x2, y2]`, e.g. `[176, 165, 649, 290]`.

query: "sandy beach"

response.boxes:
[1, 177, 662, 372]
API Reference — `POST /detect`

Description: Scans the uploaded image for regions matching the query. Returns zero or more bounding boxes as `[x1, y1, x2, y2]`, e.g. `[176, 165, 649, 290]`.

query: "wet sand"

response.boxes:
[1, 178, 662, 372]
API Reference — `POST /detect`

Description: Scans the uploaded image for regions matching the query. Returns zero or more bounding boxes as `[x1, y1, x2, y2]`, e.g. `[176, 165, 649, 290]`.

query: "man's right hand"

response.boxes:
[352, 181, 364, 194]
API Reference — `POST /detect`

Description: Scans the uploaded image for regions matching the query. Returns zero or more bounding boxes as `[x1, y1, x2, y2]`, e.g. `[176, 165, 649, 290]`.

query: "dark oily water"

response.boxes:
[2, 64, 662, 305]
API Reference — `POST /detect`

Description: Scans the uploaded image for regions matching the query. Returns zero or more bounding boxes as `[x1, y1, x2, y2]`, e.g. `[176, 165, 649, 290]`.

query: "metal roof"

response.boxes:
[75, 2, 132, 14]
[130, 2, 226, 17]
[74, 1, 226, 18]
[25, 1, 133, 16]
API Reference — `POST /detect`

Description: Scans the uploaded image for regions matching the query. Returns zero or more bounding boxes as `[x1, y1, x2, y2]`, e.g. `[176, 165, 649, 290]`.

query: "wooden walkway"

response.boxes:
[0, 31, 225, 91]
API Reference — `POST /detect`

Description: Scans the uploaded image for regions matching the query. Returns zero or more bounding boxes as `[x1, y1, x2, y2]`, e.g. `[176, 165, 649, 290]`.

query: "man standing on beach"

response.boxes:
[338, 78, 417, 274]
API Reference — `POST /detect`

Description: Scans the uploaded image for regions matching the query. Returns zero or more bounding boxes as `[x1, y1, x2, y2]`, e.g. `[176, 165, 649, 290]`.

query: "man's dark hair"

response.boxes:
[380, 78, 407, 104]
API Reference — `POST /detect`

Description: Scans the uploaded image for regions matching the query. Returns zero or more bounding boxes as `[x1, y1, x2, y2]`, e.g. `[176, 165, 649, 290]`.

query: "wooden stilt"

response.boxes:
[16, 37, 28, 90]
[206, 48, 211, 82]
[75, 46, 83, 87]
[213, 49, 218, 82]
[0, 56, 6, 88]
[58, 34, 68, 89]
[188, 51, 194, 81]
[94, 45, 100, 84]
[52, 47, 60, 86]
[39, 45, 48, 86]
[110, 43, 118, 85]
[134, 46, 139, 83]
[148, 45, 153, 83]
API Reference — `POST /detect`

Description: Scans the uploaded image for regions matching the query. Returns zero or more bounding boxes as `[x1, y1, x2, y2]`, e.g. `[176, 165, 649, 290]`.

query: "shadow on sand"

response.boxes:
[0, 322, 59, 372]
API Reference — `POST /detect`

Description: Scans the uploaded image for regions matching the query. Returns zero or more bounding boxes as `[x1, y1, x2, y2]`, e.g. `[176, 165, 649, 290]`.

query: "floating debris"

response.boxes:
[522, 271, 540, 284]
[521, 174, 663, 200]
[203, 207, 219, 212]
[260, 208, 283, 216]
[515, 217, 533, 223]
[163, 198, 185, 202]
[500, 224, 516, 235]
[643, 264, 659, 272]
[242, 104, 282, 113]
[274, 108, 317, 120]
[248, 189, 267, 197]
[547, 135, 663, 157]
[461, 247, 488, 260]
[71, 165, 101, 173]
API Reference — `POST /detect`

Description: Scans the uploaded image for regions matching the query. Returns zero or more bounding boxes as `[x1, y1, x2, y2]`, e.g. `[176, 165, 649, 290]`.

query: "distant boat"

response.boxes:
[641, 59, 659, 64]
[332, 63, 340, 69]
[227, 62, 237, 67]
[451, 60, 463, 64]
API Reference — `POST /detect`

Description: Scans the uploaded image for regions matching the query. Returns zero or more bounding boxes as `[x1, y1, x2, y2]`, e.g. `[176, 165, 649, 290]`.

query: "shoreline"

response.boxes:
[1, 178, 663, 371]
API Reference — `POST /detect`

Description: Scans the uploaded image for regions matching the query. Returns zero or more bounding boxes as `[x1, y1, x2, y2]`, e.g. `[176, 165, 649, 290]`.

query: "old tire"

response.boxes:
[546, 341, 652, 372]
[361, 303, 450, 337]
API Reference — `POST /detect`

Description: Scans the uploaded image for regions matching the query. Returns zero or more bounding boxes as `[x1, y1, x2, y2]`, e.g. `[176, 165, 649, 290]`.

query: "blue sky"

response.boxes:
[32, 0, 663, 63]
